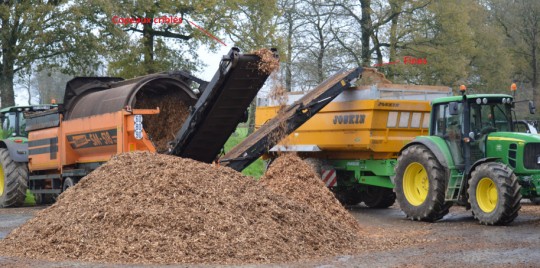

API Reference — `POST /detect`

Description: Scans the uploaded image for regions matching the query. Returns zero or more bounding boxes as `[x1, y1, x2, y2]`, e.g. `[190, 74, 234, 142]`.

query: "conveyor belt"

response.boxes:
[168, 47, 277, 163]
[219, 67, 363, 171]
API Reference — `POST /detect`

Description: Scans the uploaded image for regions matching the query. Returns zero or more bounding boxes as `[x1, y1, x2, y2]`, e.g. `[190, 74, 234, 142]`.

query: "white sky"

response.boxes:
[194, 45, 231, 81]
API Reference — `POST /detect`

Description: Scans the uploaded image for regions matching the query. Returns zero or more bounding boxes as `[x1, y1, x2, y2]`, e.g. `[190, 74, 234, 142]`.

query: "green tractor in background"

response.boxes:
[394, 86, 539, 225]
[0, 104, 57, 207]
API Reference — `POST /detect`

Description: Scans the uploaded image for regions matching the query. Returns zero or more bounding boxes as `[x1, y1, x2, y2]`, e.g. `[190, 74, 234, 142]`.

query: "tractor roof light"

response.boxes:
[459, 85, 466, 95]
[511, 83, 517, 97]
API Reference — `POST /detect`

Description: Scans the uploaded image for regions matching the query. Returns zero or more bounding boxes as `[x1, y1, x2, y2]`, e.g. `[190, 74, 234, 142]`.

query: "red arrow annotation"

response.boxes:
[372, 56, 427, 67]
[111, 16, 227, 47]
[187, 20, 227, 46]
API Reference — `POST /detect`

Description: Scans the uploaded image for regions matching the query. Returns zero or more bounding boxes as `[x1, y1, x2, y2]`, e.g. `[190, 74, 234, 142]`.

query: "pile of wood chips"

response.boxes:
[0, 153, 429, 265]
[134, 90, 190, 152]
[0, 152, 362, 265]
[261, 154, 361, 231]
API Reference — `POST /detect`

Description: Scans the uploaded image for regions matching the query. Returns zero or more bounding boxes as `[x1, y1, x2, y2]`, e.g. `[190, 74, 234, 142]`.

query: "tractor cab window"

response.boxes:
[1, 112, 16, 139]
[433, 103, 463, 138]
[18, 112, 27, 137]
[432, 103, 464, 166]
[469, 100, 512, 159]
[469, 101, 512, 135]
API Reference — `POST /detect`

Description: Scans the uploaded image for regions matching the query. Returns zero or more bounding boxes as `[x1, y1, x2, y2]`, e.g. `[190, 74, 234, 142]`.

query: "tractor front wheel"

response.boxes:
[468, 162, 521, 225]
[0, 148, 28, 207]
[394, 145, 451, 221]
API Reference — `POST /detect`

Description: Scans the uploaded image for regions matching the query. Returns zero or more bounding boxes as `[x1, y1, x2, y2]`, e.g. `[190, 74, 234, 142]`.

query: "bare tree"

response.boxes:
[492, 0, 540, 104]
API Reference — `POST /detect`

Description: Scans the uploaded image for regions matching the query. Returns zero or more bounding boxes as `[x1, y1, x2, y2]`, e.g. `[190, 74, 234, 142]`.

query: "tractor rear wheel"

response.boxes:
[394, 145, 451, 221]
[468, 162, 521, 225]
[0, 148, 28, 207]
[362, 185, 396, 208]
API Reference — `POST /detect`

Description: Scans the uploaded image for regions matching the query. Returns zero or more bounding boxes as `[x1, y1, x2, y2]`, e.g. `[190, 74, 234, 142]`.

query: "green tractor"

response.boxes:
[394, 88, 538, 225]
[0, 104, 57, 207]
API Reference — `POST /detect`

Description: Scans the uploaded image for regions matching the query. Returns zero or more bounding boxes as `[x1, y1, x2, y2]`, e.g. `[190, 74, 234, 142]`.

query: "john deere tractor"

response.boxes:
[0, 104, 57, 207]
[394, 87, 539, 225]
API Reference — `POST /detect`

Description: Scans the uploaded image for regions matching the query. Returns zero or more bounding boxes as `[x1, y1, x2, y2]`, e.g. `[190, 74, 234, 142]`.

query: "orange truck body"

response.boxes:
[28, 109, 158, 174]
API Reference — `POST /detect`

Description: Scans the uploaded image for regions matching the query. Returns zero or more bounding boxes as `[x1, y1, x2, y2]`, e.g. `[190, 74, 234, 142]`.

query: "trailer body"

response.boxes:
[255, 83, 451, 206]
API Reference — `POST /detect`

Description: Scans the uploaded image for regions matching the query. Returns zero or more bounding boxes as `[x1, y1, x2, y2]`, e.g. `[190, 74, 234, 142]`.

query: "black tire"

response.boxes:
[531, 197, 540, 205]
[468, 162, 521, 225]
[394, 145, 451, 221]
[0, 148, 28, 207]
[63, 177, 75, 192]
[34, 193, 56, 205]
[335, 189, 362, 205]
[362, 185, 396, 208]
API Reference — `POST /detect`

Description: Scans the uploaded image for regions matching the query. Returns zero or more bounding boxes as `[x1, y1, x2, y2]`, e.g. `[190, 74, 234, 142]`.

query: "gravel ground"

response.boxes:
[1, 202, 539, 267]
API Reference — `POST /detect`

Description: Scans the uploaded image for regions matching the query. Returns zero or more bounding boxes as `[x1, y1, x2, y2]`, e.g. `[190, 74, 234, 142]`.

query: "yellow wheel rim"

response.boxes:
[476, 177, 498, 213]
[403, 162, 429, 206]
[0, 163, 4, 196]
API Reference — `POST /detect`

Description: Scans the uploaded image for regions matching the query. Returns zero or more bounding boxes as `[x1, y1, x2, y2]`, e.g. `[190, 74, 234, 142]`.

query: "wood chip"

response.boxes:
[0, 152, 430, 265]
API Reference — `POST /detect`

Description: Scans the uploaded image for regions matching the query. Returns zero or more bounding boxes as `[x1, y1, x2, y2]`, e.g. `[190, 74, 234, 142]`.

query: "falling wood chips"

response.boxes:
[0, 152, 431, 265]
[253, 48, 279, 74]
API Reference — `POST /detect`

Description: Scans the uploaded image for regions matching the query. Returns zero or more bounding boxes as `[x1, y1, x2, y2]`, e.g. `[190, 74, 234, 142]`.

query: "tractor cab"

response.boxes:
[430, 93, 519, 172]
[0, 104, 58, 142]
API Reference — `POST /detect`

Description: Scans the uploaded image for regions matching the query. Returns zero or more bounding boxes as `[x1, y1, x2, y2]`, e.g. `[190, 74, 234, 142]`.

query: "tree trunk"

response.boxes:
[532, 40, 539, 110]
[142, 20, 155, 74]
[247, 100, 257, 134]
[1, 47, 16, 108]
[0, 69, 15, 108]
[317, 25, 325, 83]
[360, 0, 372, 66]
[285, 18, 293, 92]
[1, 14, 16, 108]
[388, 0, 402, 78]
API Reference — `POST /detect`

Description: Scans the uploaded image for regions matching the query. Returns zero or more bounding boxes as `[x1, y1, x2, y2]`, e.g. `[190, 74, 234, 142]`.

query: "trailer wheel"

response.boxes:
[394, 145, 451, 221]
[34, 193, 56, 205]
[335, 189, 362, 206]
[531, 197, 540, 205]
[0, 148, 28, 207]
[468, 162, 521, 225]
[362, 185, 396, 208]
[63, 177, 75, 192]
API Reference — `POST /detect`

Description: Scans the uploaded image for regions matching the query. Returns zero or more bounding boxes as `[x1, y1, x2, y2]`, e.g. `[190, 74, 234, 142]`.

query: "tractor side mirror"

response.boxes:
[449, 102, 459, 115]
[529, 101, 536, 114]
